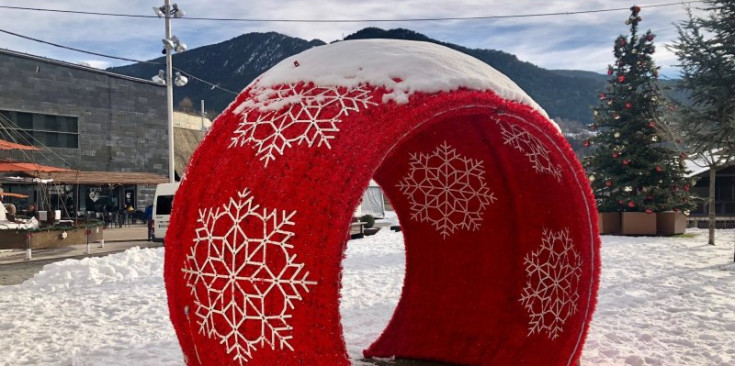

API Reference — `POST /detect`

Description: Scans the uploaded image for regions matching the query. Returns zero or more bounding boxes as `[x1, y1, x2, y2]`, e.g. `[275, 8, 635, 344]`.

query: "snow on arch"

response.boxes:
[235, 39, 551, 120]
[165, 38, 599, 366]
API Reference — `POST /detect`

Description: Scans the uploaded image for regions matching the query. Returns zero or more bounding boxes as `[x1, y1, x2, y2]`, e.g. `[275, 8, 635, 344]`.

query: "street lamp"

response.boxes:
[152, 1, 186, 183]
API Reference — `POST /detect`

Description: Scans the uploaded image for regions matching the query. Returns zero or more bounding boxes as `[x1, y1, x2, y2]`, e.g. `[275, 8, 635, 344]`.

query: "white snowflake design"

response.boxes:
[230, 83, 376, 166]
[397, 141, 497, 239]
[182, 188, 317, 364]
[519, 227, 582, 340]
[496, 119, 562, 182]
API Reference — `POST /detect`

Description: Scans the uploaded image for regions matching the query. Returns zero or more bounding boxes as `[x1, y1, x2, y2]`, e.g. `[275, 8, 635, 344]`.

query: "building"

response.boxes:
[173, 111, 212, 178]
[0, 48, 170, 216]
[687, 164, 735, 217]
[685, 156, 735, 228]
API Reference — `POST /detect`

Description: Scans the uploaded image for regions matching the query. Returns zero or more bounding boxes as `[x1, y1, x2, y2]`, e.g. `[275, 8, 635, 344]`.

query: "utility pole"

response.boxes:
[164, 0, 175, 183]
[201, 99, 206, 132]
[153, 1, 187, 183]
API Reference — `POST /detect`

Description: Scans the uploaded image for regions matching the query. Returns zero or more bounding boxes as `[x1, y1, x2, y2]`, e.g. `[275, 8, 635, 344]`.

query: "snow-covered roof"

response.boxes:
[684, 152, 735, 178]
[249, 39, 549, 118]
[684, 158, 709, 178]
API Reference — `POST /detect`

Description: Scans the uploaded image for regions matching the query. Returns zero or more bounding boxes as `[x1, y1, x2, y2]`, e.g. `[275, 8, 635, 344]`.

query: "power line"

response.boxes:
[0, 2, 704, 23]
[0, 28, 156, 65]
[0, 27, 238, 95]
[172, 69, 238, 95]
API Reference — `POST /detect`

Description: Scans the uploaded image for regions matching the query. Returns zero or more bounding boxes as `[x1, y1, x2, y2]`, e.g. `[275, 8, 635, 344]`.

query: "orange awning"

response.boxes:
[0, 139, 40, 151]
[31, 170, 168, 185]
[0, 162, 71, 173]
[0, 192, 29, 198]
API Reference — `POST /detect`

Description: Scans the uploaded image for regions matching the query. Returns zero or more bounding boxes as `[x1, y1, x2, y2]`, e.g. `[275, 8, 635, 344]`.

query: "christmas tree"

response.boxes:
[584, 5, 694, 214]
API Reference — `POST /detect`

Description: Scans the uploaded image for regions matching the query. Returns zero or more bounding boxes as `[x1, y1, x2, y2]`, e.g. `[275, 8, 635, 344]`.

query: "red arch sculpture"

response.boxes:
[164, 39, 600, 366]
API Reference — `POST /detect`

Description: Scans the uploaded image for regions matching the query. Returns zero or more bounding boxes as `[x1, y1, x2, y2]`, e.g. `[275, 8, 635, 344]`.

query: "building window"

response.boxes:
[0, 110, 79, 149]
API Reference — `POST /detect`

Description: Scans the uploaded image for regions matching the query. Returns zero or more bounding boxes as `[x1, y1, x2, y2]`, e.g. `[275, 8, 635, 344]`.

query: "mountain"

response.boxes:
[109, 28, 627, 127]
[343, 28, 605, 127]
[108, 32, 325, 114]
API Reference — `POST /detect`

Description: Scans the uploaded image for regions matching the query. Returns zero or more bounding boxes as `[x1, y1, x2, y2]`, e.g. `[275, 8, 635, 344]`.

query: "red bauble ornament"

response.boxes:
[628, 201, 636, 208]
[618, 38, 627, 46]
[648, 121, 655, 128]
[618, 200, 624, 205]
[622, 159, 630, 165]
[618, 75, 626, 83]
[583, 140, 590, 147]
[625, 102, 632, 109]
[607, 68, 613, 76]
[645, 208, 652, 214]
[655, 165, 662, 172]
[673, 185, 679, 191]
[606, 180, 613, 187]
[646, 34, 655, 41]
[683, 185, 690, 191]
[162, 39, 601, 366]
[598, 93, 606, 100]
[612, 152, 619, 158]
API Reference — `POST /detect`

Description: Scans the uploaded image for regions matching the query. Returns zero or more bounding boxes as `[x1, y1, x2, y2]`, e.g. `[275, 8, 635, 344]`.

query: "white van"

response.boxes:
[152, 182, 180, 242]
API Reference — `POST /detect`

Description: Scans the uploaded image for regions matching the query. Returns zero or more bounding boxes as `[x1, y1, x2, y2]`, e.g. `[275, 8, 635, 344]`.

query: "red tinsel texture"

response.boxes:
[164, 80, 601, 365]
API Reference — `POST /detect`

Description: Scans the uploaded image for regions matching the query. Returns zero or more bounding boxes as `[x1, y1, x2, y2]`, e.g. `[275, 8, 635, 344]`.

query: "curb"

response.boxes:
[0, 241, 162, 266]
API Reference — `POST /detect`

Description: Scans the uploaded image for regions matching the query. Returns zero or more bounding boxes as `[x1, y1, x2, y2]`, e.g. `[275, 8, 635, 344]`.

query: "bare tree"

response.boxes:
[669, 0, 735, 248]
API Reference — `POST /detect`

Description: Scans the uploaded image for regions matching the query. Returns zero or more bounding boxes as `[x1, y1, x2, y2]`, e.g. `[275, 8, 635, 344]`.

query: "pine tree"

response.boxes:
[584, 5, 694, 215]
[670, 0, 735, 247]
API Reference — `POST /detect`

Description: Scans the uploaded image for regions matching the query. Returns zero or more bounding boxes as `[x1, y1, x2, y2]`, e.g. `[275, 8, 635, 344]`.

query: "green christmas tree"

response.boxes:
[584, 5, 694, 213]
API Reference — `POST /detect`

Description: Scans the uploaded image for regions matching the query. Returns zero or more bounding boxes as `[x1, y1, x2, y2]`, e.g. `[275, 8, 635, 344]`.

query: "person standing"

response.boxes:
[144, 204, 154, 241]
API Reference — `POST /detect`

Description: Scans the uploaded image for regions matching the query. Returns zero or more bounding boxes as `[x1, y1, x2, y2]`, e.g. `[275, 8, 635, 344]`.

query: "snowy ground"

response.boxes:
[0, 222, 733, 365]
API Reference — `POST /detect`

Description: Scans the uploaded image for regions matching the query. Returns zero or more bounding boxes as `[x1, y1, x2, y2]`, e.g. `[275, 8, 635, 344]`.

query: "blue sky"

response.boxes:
[0, 1, 703, 79]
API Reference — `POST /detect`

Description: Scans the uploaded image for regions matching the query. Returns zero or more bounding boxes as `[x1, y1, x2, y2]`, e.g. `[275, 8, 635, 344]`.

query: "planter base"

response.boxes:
[598, 212, 621, 235]
[657, 212, 687, 236]
[0, 226, 104, 249]
[621, 212, 657, 235]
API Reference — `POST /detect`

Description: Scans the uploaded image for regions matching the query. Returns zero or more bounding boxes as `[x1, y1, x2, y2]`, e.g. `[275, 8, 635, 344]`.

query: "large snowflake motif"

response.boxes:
[519, 227, 582, 340]
[496, 119, 562, 182]
[397, 142, 497, 239]
[230, 83, 376, 166]
[182, 188, 317, 364]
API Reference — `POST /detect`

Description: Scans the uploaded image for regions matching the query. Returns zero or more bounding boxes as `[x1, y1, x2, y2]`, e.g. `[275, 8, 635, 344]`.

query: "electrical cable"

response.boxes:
[0, 2, 704, 23]
[0, 28, 238, 95]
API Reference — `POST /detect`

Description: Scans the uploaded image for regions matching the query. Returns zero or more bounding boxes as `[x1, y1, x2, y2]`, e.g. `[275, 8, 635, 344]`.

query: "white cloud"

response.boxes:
[0, 0, 699, 76]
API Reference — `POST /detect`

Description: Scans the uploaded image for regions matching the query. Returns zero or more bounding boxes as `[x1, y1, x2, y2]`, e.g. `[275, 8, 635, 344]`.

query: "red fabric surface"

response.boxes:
[164, 81, 600, 366]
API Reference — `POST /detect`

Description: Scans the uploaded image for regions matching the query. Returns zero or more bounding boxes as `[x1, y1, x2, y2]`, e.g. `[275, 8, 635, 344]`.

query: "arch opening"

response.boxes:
[359, 107, 594, 365]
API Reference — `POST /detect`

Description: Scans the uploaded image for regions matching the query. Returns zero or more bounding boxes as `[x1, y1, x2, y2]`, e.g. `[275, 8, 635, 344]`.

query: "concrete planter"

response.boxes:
[657, 211, 687, 236]
[598, 212, 621, 235]
[621, 212, 657, 235]
[0, 226, 104, 250]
